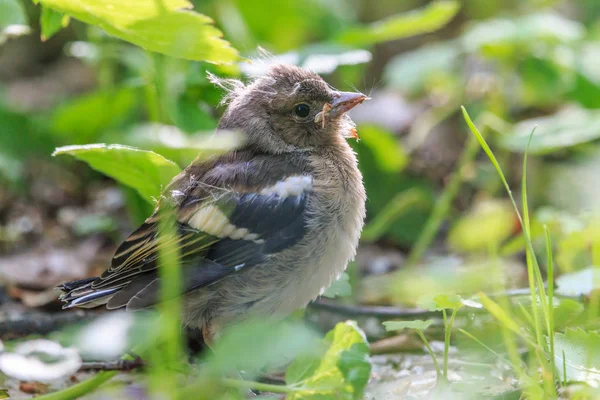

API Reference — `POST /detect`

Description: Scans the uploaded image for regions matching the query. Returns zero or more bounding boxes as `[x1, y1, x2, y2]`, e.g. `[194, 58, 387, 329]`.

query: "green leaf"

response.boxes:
[0, 0, 30, 43]
[50, 87, 140, 144]
[351, 124, 432, 246]
[356, 125, 407, 173]
[554, 329, 600, 385]
[336, 1, 459, 46]
[418, 294, 482, 311]
[548, 298, 584, 331]
[239, 44, 372, 77]
[478, 293, 533, 345]
[0, 0, 27, 28]
[500, 108, 600, 154]
[53, 144, 181, 203]
[38, 0, 238, 63]
[323, 272, 351, 299]
[285, 352, 323, 387]
[0, 151, 23, 184]
[384, 42, 459, 94]
[461, 12, 583, 56]
[337, 343, 371, 398]
[287, 321, 371, 400]
[40, 6, 69, 41]
[383, 320, 434, 331]
[210, 320, 319, 377]
[447, 200, 516, 253]
[122, 123, 241, 167]
[513, 296, 584, 331]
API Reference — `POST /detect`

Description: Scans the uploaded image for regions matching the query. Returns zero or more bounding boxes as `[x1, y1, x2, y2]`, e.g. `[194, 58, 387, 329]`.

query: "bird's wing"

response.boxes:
[78, 157, 312, 310]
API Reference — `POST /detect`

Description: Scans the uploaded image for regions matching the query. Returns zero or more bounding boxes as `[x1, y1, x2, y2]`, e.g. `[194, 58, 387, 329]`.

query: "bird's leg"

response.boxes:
[185, 327, 208, 357]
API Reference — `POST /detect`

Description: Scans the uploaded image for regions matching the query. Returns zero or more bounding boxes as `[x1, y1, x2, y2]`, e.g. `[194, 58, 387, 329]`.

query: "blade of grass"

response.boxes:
[463, 107, 556, 396]
[478, 293, 538, 349]
[488, 243, 525, 381]
[32, 372, 118, 400]
[562, 350, 567, 386]
[462, 108, 549, 331]
[517, 302, 534, 328]
[545, 226, 556, 385]
[458, 329, 521, 374]
[149, 207, 185, 396]
[521, 129, 549, 349]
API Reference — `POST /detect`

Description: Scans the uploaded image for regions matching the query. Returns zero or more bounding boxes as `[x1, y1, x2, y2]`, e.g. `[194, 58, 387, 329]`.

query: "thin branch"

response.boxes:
[79, 357, 144, 372]
[309, 298, 442, 319]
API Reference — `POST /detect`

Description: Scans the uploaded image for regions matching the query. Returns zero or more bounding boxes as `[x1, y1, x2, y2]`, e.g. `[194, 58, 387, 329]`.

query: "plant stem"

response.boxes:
[406, 133, 479, 267]
[416, 330, 442, 379]
[443, 309, 458, 381]
[362, 188, 426, 242]
[545, 226, 556, 385]
[441, 309, 448, 380]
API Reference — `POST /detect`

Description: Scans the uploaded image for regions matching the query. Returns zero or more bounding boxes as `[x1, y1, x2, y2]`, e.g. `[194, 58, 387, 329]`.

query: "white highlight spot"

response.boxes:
[77, 312, 133, 360]
[0, 339, 81, 383]
[260, 175, 312, 198]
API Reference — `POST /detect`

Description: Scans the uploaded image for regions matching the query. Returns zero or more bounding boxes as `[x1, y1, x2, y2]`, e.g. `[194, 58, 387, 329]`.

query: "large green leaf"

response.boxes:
[461, 12, 584, 56]
[286, 321, 371, 400]
[447, 200, 516, 253]
[38, 0, 238, 63]
[209, 320, 319, 377]
[53, 144, 181, 203]
[356, 125, 408, 173]
[554, 329, 600, 385]
[384, 41, 460, 94]
[122, 123, 241, 167]
[50, 87, 141, 144]
[323, 272, 351, 299]
[0, 0, 27, 28]
[500, 107, 600, 154]
[335, 1, 459, 46]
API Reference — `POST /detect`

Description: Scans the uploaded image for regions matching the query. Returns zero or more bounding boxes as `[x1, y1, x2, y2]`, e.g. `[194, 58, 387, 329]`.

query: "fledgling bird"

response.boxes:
[59, 64, 367, 344]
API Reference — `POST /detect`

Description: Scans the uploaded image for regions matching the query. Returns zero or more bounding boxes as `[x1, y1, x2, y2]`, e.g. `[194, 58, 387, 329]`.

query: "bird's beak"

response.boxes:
[328, 91, 369, 119]
[315, 91, 369, 127]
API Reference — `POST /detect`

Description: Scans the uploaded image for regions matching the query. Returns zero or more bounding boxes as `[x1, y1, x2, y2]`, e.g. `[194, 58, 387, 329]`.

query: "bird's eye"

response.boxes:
[293, 103, 310, 118]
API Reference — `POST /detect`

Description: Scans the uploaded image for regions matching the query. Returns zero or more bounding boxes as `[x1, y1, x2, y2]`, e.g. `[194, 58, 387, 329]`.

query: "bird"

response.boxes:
[58, 64, 368, 345]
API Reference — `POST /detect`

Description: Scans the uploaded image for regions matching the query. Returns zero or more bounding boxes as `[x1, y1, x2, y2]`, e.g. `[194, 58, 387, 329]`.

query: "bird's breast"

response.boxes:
[274, 146, 366, 311]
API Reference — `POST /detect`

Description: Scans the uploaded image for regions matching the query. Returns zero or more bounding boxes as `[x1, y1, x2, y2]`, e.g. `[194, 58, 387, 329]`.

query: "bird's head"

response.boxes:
[212, 64, 368, 154]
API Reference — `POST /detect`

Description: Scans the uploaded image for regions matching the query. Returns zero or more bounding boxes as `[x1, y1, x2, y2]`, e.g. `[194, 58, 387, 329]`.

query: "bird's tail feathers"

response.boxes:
[58, 277, 118, 309]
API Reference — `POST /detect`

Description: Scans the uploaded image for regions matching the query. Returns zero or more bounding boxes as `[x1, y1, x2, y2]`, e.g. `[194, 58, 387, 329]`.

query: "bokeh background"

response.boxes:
[1, 0, 600, 398]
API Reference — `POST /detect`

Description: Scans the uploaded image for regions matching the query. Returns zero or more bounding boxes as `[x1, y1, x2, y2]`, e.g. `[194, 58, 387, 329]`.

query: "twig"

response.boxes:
[79, 357, 144, 372]
[309, 298, 442, 319]
[310, 287, 572, 320]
